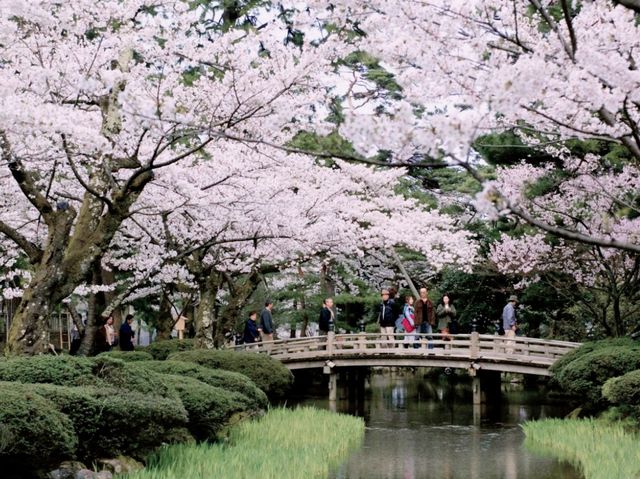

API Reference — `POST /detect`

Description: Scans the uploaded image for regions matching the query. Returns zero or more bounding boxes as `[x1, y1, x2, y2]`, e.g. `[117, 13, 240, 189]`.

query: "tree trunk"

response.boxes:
[194, 271, 221, 349]
[214, 270, 262, 347]
[155, 289, 175, 341]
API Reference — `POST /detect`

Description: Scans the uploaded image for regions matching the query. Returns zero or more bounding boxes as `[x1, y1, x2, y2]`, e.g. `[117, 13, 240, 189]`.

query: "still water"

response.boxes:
[298, 371, 581, 479]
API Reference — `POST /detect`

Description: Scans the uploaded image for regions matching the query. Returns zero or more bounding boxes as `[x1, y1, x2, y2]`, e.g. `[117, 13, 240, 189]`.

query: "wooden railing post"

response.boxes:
[327, 330, 335, 356]
[470, 331, 479, 359]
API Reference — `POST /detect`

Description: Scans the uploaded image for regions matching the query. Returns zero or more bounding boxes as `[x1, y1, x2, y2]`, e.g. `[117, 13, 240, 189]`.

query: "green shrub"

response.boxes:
[0, 355, 93, 385]
[22, 382, 189, 460]
[157, 374, 258, 441]
[602, 369, 640, 420]
[0, 383, 77, 467]
[132, 360, 268, 409]
[550, 338, 636, 375]
[168, 350, 293, 397]
[0, 355, 177, 399]
[97, 350, 154, 361]
[603, 369, 640, 406]
[89, 356, 178, 399]
[553, 346, 640, 409]
[140, 339, 196, 360]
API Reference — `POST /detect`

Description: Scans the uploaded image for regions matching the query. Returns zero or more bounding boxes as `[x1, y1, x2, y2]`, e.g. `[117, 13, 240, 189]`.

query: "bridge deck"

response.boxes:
[232, 333, 580, 376]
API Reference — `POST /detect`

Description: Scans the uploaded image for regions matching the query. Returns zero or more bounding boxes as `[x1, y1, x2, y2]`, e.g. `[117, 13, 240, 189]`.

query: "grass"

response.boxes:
[522, 418, 640, 479]
[119, 407, 365, 479]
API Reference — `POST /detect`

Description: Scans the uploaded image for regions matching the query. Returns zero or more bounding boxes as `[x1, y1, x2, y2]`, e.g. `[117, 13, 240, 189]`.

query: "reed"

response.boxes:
[523, 418, 640, 479]
[120, 407, 365, 479]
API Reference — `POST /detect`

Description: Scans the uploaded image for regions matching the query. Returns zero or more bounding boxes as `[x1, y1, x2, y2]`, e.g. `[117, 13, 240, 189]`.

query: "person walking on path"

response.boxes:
[119, 314, 136, 351]
[259, 300, 275, 343]
[502, 295, 518, 354]
[414, 288, 435, 349]
[243, 311, 260, 348]
[377, 289, 396, 348]
[319, 298, 335, 336]
[436, 294, 457, 345]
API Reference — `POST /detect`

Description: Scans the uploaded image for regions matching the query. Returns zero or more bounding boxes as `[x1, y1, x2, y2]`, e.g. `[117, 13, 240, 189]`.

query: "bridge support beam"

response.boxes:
[472, 375, 482, 405]
[328, 371, 337, 401]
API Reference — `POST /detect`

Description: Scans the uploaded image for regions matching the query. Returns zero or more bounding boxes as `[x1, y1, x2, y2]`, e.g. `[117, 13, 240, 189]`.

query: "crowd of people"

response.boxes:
[70, 314, 137, 355]
[242, 289, 519, 346]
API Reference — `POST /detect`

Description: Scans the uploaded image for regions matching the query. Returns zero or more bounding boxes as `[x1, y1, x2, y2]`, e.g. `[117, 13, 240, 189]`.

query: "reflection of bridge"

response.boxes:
[232, 332, 580, 403]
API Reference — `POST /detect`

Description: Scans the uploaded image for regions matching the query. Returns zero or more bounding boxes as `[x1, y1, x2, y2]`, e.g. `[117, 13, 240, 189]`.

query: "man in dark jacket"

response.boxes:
[414, 287, 435, 349]
[259, 300, 275, 342]
[243, 311, 260, 346]
[119, 314, 135, 351]
[377, 289, 395, 347]
[319, 298, 335, 335]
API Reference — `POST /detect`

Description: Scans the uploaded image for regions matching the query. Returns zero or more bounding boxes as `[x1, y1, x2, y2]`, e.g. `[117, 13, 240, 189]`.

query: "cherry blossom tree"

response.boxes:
[0, 1, 479, 354]
[294, 0, 640, 253]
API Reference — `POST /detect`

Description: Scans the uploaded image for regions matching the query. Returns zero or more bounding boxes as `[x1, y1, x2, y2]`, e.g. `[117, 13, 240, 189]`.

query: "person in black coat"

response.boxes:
[318, 298, 335, 335]
[119, 314, 135, 351]
[243, 311, 260, 345]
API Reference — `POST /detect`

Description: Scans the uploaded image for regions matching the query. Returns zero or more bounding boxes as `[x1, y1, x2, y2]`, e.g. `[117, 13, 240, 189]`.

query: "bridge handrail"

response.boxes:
[230, 332, 580, 364]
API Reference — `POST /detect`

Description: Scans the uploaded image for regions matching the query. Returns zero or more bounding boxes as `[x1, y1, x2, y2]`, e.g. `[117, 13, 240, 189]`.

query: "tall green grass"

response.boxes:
[523, 418, 640, 479]
[120, 407, 365, 479]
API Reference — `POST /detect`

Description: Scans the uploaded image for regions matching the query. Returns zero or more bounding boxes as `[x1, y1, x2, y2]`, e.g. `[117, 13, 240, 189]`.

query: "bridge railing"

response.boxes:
[232, 332, 580, 365]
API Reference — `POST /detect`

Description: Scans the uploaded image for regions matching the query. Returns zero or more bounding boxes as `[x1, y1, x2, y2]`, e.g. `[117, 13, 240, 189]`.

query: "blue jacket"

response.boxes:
[119, 322, 135, 351]
[260, 308, 274, 334]
[377, 300, 395, 327]
[502, 303, 516, 330]
[243, 319, 260, 343]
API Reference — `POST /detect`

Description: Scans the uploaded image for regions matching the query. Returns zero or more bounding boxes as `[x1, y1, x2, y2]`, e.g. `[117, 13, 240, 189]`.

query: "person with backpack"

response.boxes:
[401, 295, 416, 348]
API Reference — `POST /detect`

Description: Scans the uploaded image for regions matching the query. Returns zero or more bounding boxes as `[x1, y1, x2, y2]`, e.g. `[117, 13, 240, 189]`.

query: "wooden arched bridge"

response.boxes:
[232, 332, 580, 402]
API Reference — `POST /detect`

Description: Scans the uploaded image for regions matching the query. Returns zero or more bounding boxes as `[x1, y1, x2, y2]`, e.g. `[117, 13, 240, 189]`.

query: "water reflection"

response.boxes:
[299, 371, 581, 479]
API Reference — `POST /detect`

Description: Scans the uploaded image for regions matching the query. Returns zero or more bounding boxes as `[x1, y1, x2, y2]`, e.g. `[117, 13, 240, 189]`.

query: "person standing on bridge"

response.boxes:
[414, 288, 435, 349]
[377, 289, 396, 348]
[259, 300, 275, 343]
[319, 297, 335, 336]
[243, 311, 260, 348]
[436, 294, 457, 345]
[502, 295, 518, 354]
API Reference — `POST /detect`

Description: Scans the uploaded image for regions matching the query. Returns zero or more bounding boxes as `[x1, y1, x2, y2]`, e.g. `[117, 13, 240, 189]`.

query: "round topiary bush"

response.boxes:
[602, 369, 640, 406]
[97, 350, 154, 362]
[0, 355, 178, 400]
[0, 382, 77, 468]
[0, 355, 93, 385]
[550, 338, 636, 375]
[132, 360, 268, 409]
[140, 339, 196, 360]
[168, 350, 293, 398]
[89, 356, 178, 399]
[22, 382, 189, 460]
[157, 374, 258, 441]
[553, 346, 640, 409]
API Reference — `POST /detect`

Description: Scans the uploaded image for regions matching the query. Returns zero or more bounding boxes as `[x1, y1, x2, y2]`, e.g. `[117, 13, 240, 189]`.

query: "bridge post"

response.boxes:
[328, 371, 337, 401]
[471, 373, 482, 405]
[470, 330, 480, 359]
[327, 330, 335, 355]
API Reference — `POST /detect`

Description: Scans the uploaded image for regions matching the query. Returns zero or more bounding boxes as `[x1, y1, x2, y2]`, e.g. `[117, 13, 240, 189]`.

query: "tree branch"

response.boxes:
[0, 219, 43, 263]
[0, 130, 55, 220]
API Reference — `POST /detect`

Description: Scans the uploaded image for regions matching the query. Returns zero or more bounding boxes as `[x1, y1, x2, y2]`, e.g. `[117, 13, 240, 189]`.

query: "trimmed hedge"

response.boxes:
[553, 346, 640, 408]
[603, 369, 640, 406]
[0, 383, 77, 467]
[133, 361, 268, 409]
[140, 339, 196, 360]
[0, 355, 177, 400]
[168, 350, 293, 397]
[550, 337, 636, 375]
[27, 383, 189, 460]
[602, 369, 640, 420]
[97, 350, 154, 362]
[0, 355, 94, 384]
[157, 374, 258, 441]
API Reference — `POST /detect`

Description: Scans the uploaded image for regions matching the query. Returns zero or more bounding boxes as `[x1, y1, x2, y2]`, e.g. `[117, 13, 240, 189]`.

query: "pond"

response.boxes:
[296, 371, 582, 479]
